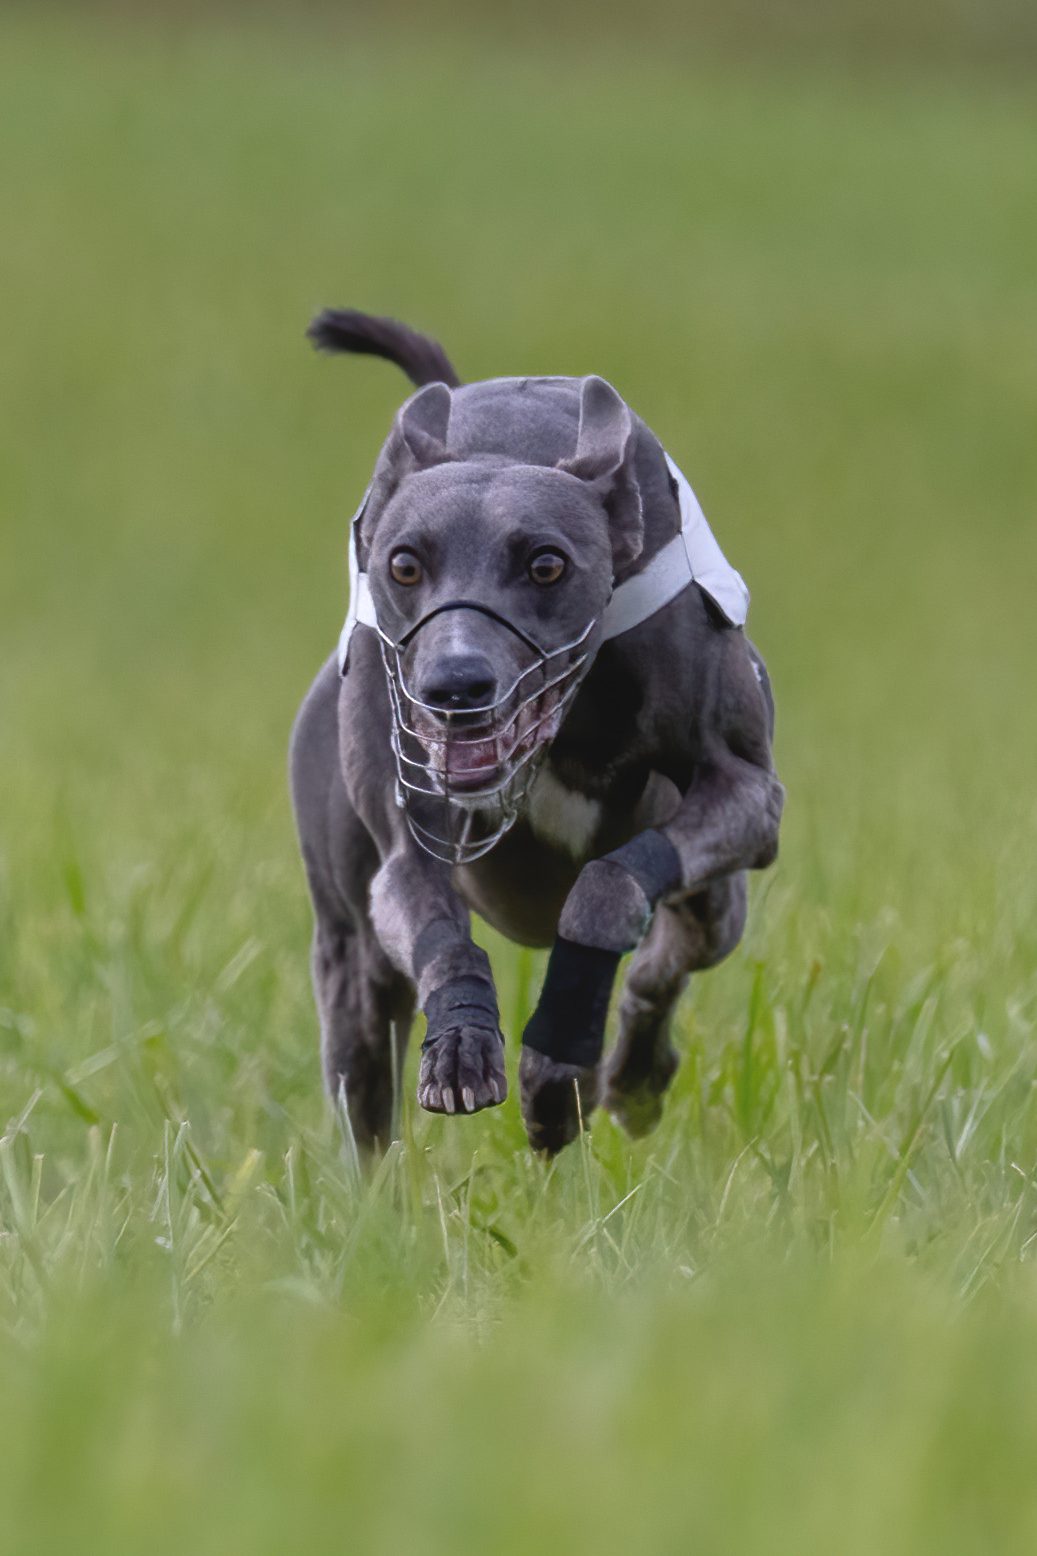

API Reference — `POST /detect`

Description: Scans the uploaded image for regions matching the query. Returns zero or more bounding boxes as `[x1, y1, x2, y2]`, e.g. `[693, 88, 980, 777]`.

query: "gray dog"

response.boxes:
[290, 311, 783, 1155]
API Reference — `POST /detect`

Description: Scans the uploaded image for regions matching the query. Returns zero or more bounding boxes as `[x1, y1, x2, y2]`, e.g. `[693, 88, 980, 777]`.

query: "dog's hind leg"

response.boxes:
[602, 874, 747, 1138]
[312, 915, 414, 1155]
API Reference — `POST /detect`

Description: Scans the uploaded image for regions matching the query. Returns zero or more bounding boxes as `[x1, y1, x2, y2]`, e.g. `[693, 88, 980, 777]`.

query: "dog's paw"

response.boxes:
[518, 1047, 599, 1156]
[601, 1043, 679, 1139]
[417, 1025, 507, 1116]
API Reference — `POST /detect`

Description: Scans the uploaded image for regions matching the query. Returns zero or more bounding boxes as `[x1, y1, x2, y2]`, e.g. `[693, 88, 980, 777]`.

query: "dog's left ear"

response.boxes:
[559, 376, 643, 574]
[360, 382, 456, 557]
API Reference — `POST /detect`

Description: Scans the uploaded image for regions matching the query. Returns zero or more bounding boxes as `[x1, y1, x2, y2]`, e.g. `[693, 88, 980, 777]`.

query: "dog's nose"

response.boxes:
[419, 655, 498, 713]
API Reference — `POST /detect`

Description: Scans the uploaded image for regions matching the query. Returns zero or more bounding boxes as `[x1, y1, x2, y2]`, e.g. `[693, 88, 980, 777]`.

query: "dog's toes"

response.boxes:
[518, 1047, 599, 1156]
[418, 1026, 507, 1117]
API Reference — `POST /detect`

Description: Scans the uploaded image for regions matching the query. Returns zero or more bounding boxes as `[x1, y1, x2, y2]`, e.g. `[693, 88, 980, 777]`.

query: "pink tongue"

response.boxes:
[447, 737, 498, 780]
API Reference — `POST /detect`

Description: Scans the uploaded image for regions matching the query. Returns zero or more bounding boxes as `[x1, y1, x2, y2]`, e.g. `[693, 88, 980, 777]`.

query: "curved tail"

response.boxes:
[306, 308, 462, 388]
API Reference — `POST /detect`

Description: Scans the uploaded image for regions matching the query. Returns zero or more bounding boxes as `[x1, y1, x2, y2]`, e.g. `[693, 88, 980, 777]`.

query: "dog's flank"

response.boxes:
[307, 308, 462, 389]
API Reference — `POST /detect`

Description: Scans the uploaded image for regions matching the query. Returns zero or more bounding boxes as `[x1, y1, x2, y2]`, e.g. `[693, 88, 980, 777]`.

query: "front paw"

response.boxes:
[518, 1047, 599, 1156]
[417, 1026, 507, 1116]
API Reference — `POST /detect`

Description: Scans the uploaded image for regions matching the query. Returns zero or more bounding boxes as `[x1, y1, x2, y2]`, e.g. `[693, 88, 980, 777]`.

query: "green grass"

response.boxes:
[2, 9, 1037, 1552]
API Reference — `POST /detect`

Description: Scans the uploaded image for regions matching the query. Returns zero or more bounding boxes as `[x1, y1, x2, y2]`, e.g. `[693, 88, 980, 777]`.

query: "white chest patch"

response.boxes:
[526, 767, 603, 859]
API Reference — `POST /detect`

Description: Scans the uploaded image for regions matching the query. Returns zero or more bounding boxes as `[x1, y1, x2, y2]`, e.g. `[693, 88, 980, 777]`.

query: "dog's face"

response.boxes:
[361, 378, 643, 797]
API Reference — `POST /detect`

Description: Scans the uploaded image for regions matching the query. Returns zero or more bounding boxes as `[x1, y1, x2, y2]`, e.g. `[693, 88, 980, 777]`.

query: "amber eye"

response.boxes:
[390, 549, 423, 586]
[528, 550, 567, 586]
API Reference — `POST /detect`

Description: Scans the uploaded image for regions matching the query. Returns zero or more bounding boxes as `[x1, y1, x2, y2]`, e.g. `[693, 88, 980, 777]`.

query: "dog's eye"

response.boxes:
[528, 550, 567, 587]
[390, 549, 423, 587]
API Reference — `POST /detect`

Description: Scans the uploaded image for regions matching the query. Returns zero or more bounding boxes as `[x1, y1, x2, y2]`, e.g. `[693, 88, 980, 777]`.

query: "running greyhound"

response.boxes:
[290, 310, 783, 1155]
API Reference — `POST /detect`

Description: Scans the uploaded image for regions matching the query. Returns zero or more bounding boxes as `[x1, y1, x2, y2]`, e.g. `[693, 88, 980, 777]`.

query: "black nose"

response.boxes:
[419, 655, 498, 712]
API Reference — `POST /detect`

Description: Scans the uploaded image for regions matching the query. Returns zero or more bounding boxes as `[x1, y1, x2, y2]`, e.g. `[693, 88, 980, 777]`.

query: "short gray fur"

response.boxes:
[291, 311, 784, 1155]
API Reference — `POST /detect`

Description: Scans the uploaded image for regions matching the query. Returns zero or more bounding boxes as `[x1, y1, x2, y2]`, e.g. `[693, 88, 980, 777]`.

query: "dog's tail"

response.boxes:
[306, 308, 462, 389]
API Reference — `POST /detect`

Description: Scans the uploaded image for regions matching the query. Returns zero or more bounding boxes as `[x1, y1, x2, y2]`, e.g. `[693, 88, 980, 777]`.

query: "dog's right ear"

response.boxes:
[359, 382, 455, 556]
[393, 380, 453, 467]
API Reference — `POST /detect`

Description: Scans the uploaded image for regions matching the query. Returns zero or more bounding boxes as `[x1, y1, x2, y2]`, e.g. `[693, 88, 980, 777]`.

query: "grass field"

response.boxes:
[2, 8, 1037, 1551]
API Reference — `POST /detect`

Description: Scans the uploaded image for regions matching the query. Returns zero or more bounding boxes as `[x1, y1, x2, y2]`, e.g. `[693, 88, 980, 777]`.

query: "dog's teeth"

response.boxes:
[441, 1087, 456, 1114]
[462, 1086, 476, 1113]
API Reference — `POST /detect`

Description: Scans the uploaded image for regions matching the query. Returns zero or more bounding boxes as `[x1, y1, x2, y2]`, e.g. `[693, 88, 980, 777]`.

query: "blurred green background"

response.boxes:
[2, 4, 1037, 1552]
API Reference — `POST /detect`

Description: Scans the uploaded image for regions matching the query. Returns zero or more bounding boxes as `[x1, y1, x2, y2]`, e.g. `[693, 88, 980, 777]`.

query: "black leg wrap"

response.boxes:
[422, 976, 500, 1050]
[605, 829, 683, 905]
[522, 938, 622, 1069]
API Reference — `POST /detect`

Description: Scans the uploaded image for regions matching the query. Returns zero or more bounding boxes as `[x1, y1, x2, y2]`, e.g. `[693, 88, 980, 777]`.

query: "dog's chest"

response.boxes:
[525, 767, 603, 860]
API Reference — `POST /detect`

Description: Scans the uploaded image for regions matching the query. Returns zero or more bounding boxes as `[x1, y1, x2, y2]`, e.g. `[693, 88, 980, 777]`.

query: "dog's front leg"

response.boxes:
[370, 848, 507, 1116]
[520, 752, 784, 1152]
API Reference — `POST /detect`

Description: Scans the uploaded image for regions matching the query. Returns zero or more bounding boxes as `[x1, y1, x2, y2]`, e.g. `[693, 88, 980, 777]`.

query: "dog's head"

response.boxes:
[359, 376, 642, 805]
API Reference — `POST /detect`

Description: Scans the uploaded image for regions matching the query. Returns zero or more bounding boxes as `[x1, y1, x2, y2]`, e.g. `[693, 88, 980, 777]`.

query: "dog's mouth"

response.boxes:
[378, 610, 598, 862]
[412, 691, 565, 796]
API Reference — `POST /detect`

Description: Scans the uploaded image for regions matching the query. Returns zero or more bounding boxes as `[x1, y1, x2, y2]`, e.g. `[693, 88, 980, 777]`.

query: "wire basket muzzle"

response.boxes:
[378, 614, 597, 864]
